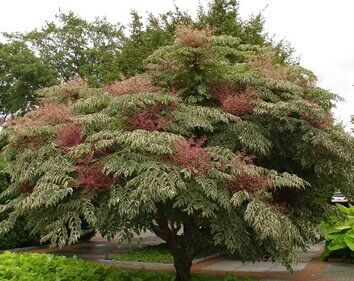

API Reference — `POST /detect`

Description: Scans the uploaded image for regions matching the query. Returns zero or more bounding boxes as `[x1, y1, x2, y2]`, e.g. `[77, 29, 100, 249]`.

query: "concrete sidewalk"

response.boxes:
[24, 234, 354, 281]
[192, 245, 354, 281]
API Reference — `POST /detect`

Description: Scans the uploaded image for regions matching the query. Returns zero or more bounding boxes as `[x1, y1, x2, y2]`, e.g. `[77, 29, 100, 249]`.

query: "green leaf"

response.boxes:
[344, 236, 354, 251]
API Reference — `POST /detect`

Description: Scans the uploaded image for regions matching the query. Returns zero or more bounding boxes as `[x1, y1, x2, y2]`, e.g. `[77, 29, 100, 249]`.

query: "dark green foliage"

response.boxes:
[320, 204, 354, 262]
[18, 12, 125, 86]
[0, 12, 123, 118]
[118, 0, 276, 77]
[0, 219, 39, 250]
[197, 0, 241, 36]
[116, 10, 191, 77]
[0, 252, 251, 281]
[0, 41, 57, 118]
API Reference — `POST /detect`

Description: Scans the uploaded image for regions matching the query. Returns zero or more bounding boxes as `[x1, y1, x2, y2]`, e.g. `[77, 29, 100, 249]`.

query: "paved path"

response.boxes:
[194, 245, 353, 281]
[29, 233, 163, 260]
[21, 234, 354, 281]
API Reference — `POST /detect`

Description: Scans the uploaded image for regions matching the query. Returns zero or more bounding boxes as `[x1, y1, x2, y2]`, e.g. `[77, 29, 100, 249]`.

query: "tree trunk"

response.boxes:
[172, 249, 193, 281]
[150, 217, 195, 281]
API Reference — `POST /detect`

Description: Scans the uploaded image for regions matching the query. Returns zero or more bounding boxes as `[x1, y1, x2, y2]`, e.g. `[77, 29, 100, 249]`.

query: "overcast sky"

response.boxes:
[1, 0, 353, 130]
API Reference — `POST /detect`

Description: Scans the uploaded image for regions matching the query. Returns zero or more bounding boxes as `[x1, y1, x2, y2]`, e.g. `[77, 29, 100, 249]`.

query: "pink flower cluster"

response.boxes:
[104, 75, 160, 96]
[171, 137, 211, 175]
[227, 174, 272, 194]
[211, 84, 256, 116]
[11, 103, 73, 127]
[75, 164, 116, 193]
[55, 124, 84, 150]
[129, 104, 174, 131]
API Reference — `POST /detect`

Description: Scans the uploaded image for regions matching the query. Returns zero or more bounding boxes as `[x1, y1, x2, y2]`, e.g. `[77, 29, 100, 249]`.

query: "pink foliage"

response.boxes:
[171, 137, 211, 175]
[75, 153, 94, 165]
[211, 84, 256, 116]
[63, 75, 87, 101]
[16, 135, 47, 149]
[75, 164, 116, 193]
[55, 124, 84, 149]
[20, 182, 33, 194]
[249, 55, 288, 81]
[236, 150, 254, 165]
[227, 174, 272, 194]
[176, 26, 211, 49]
[300, 112, 332, 129]
[11, 103, 73, 127]
[273, 201, 287, 212]
[104, 75, 160, 96]
[129, 104, 174, 131]
[221, 95, 255, 116]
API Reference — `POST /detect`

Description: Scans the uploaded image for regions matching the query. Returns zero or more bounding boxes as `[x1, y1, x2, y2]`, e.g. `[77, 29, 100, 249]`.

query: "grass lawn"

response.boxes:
[0, 251, 254, 281]
[113, 243, 220, 264]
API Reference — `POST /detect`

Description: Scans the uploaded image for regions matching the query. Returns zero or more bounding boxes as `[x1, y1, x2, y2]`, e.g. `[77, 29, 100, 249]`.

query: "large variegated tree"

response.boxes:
[0, 27, 353, 281]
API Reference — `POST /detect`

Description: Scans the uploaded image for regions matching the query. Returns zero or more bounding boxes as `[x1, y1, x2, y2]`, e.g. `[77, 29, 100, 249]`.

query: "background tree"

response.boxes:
[0, 26, 353, 281]
[0, 41, 56, 121]
[116, 9, 192, 77]
[5, 12, 125, 86]
[0, 12, 124, 121]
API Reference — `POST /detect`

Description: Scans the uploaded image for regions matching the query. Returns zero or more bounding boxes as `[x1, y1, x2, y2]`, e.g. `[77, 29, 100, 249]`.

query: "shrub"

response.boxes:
[320, 204, 354, 261]
[0, 218, 40, 250]
[0, 252, 252, 281]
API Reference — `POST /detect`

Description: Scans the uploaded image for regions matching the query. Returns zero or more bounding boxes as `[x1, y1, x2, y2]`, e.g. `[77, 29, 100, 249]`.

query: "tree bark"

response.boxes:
[150, 218, 194, 281]
[171, 248, 193, 281]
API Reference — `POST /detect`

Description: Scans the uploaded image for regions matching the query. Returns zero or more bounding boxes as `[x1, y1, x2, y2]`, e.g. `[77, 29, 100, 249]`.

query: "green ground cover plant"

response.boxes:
[0, 252, 253, 281]
[113, 244, 220, 264]
[321, 204, 354, 261]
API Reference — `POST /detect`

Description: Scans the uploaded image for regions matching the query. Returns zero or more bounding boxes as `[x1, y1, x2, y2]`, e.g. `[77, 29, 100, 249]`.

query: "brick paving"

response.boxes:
[318, 262, 354, 281]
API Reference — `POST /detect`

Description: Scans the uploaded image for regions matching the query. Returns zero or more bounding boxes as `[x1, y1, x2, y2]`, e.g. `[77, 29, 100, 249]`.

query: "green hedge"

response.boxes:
[0, 252, 253, 281]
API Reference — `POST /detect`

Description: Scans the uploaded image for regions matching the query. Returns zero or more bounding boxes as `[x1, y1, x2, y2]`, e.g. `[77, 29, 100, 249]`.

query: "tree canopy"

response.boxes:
[14, 12, 124, 86]
[0, 0, 295, 120]
[0, 41, 56, 119]
[0, 23, 353, 281]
